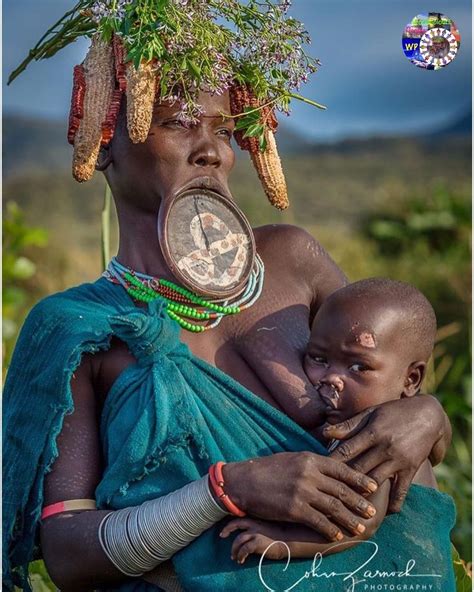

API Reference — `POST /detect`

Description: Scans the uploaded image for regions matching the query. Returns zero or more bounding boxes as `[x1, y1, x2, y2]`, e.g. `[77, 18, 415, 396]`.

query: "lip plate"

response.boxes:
[173, 176, 232, 202]
[157, 185, 256, 299]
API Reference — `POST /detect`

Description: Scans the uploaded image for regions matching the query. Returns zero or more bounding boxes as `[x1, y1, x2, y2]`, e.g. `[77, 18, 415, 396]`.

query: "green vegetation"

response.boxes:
[3, 134, 471, 589]
[2, 202, 49, 365]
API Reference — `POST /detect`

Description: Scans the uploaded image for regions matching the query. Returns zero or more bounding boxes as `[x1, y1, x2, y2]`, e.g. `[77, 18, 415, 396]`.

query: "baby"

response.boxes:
[220, 277, 439, 563]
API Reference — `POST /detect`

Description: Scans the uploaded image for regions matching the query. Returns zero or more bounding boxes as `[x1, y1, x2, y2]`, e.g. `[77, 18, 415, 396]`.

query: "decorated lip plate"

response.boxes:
[158, 189, 256, 298]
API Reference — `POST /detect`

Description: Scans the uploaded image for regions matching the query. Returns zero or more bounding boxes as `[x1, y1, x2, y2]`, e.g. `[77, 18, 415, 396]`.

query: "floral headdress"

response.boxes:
[8, 0, 324, 210]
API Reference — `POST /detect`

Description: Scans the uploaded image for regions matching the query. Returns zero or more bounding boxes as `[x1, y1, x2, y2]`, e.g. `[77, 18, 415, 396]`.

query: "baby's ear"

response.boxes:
[402, 361, 427, 397]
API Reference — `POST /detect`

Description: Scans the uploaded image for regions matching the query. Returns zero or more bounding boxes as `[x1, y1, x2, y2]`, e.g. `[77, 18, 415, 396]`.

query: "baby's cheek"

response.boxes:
[303, 359, 322, 386]
[351, 388, 381, 413]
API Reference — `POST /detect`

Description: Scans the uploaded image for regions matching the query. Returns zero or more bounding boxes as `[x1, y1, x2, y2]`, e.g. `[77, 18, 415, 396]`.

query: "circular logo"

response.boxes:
[402, 13, 461, 70]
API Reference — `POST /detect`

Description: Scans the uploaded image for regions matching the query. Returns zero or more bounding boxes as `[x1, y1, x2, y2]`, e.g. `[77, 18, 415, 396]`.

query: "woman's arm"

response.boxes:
[40, 354, 128, 590]
[40, 355, 227, 591]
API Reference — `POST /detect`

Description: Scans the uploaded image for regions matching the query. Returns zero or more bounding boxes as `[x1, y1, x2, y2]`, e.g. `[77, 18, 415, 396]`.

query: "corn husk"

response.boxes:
[72, 33, 115, 182]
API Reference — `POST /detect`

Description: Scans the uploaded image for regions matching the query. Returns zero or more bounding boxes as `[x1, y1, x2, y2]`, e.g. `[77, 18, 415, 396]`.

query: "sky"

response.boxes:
[2, 0, 472, 141]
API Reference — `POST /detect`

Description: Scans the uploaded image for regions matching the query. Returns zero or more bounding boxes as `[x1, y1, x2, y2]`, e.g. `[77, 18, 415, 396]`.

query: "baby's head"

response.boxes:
[304, 278, 437, 424]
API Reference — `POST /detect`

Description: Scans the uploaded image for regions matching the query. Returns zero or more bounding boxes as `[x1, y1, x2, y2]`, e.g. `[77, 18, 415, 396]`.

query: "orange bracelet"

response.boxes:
[41, 499, 96, 520]
[208, 462, 246, 517]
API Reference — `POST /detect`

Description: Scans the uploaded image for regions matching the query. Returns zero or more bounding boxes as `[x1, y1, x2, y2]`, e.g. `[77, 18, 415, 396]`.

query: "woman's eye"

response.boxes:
[164, 119, 187, 128]
[217, 128, 232, 139]
[349, 363, 370, 372]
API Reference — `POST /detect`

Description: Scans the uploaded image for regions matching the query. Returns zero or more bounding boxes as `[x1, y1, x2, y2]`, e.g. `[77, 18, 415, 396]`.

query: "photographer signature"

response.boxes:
[257, 540, 442, 592]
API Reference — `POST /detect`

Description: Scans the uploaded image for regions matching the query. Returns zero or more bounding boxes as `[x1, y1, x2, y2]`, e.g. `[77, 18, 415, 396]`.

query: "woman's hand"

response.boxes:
[322, 394, 450, 513]
[222, 451, 378, 543]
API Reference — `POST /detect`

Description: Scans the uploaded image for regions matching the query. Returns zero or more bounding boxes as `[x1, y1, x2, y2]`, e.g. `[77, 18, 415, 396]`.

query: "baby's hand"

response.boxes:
[220, 518, 289, 564]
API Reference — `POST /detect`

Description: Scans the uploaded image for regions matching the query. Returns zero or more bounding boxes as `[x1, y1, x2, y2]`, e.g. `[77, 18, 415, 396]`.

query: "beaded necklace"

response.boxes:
[102, 256, 265, 332]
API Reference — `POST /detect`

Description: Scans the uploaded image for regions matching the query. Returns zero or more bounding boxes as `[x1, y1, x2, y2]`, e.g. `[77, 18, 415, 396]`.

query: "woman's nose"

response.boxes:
[188, 136, 221, 168]
[321, 373, 344, 393]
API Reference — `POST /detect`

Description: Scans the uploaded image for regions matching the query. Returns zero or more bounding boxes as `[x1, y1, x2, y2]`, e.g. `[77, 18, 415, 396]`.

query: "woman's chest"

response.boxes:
[92, 292, 311, 413]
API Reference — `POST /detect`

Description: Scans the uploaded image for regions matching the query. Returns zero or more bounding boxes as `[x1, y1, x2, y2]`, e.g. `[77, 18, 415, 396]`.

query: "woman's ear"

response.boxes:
[402, 361, 427, 397]
[95, 145, 113, 171]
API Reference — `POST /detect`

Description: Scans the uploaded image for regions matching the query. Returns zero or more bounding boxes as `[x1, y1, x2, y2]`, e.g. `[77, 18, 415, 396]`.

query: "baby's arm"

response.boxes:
[220, 480, 390, 564]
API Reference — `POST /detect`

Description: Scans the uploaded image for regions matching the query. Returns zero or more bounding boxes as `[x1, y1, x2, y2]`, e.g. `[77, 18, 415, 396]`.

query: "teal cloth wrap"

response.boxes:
[3, 277, 456, 592]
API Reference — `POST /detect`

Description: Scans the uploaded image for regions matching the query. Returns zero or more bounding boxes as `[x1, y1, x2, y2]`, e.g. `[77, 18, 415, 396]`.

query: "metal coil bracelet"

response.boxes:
[98, 476, 229, 577]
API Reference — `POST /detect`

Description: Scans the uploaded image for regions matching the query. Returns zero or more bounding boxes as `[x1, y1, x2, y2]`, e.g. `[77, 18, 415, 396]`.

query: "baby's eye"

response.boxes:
[349, 362, 370, 373]
[308, 355, 328, 367]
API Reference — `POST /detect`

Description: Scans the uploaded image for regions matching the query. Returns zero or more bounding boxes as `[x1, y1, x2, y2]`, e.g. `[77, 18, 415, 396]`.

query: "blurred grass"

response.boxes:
[3, 135, 471, 589]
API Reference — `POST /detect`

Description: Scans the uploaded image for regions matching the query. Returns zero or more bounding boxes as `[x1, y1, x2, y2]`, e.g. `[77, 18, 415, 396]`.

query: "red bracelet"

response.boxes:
[208, 462, 246, 517]
[41, 499, 96, 520]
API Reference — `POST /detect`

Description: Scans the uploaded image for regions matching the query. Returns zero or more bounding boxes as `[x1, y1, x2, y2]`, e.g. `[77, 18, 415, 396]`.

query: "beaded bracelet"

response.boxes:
[208, 462, 246, 517]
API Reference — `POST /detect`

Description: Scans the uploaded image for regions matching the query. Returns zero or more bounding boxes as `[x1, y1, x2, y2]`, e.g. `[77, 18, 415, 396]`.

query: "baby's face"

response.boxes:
[304, 298, 409, 424]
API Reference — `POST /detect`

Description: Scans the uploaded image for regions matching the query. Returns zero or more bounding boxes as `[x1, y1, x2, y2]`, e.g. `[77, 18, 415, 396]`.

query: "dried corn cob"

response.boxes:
[112, 34, 127, 92]
[101, 88, 123, 146]
[125, 60, 157, 143]
[229, 83, 258, 151]
[229, 84, 278, 151]
[250, 129, 289, 210]
[72, 34, 115, 182]
[229, 84, 287, 209]
[67, 65, 86, 145]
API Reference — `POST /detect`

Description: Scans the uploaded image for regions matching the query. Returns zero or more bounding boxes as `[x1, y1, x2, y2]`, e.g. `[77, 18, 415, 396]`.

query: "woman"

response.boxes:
[3, 4, 453, 591]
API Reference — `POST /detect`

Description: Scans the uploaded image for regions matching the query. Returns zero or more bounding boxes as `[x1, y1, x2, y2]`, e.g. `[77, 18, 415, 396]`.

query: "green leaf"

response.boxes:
[144, 46, 153, 62]
[259, 132, 267, 152]
[123, 18, 131, 36]
[235, 117, 250, 131]
[235, 108, 260, 131]
[243, 123, 263, 138]
[160, 76, 168, 97]
[133, 49, 143, 70]
[452, 546, 472, 592]
[188, 60, 201, 78]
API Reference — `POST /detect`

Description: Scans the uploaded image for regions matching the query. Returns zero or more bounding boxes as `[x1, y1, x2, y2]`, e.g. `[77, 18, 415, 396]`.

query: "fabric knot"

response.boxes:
[108, 298, 190, 365]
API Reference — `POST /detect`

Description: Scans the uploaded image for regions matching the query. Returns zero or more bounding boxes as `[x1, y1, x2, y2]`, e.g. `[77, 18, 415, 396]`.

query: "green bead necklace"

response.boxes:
[103, 256, 265, 333]
[124, 272, 240, 332]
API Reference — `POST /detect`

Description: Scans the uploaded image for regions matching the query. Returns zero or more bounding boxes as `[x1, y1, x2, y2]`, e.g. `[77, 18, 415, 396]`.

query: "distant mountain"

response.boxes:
[3, 110, 470, 180]
[428, 109, 471, 136]
[2, 112, 313, 178]
[3, 113, 71, 178]
[271, 121, 314, 155]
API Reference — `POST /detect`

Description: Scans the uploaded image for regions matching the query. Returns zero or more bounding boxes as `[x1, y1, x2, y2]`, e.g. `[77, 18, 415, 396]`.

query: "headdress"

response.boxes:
[8, 0, 324, 210]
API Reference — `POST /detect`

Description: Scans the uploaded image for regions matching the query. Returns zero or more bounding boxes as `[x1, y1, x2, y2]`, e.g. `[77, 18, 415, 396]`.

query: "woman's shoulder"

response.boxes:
[6, 278, 126, 389]
[25, 277, 122, 325]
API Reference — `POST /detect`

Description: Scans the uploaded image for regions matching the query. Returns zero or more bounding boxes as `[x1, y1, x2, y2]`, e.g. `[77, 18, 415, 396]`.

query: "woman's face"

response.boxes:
[105, 91, 236, 213]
